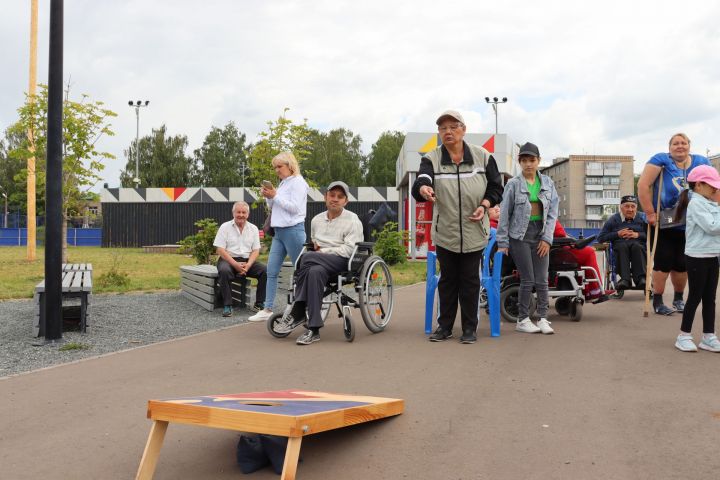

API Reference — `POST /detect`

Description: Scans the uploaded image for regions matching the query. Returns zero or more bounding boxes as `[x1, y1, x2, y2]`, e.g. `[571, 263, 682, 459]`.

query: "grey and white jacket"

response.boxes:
[496, 173, 559, 248]
[411, 142, 504, 253]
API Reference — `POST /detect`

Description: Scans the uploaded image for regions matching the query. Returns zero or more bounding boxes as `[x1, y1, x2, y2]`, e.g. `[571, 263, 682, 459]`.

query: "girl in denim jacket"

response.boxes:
[673, 165, 720, 352]
[496, 142, 559, 334]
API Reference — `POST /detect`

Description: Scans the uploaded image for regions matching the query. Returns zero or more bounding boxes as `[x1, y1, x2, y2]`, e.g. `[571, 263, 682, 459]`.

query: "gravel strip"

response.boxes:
[0, 291, 287, 378]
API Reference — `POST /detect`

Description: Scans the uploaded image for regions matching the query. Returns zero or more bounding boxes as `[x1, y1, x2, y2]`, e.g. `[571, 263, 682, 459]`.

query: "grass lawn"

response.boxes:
[0, 247, 427, 300]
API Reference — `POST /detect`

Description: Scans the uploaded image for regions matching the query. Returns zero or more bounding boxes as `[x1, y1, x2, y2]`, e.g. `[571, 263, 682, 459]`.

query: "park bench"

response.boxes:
[33, 263, 93, 336]
[180, 265, 250, 311]
[179, 262, 294, 312]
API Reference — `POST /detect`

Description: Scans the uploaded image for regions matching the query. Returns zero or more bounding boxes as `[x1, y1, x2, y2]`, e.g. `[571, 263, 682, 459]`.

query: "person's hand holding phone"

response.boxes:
[261, 180, 276, 198]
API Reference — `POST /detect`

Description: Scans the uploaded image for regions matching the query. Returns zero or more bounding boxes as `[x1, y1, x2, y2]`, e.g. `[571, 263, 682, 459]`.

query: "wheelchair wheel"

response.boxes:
[343, 312, 355, 342]
[358, 256, 393, 333]
[569, 301, 583, 322]
[611, 289, 625, 300]
[500, 285, 536, 323]
[267, 313, 291, 338]
[555, 297, 571, 316]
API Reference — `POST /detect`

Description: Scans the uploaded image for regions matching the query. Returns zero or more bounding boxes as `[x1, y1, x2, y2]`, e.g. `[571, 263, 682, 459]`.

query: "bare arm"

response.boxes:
[637, 164, 662, 225]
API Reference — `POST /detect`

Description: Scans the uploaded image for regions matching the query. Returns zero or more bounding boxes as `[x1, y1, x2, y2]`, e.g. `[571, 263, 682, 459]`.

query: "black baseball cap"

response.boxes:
[518, 142, 540, 157]
[621, 195, 638, 204]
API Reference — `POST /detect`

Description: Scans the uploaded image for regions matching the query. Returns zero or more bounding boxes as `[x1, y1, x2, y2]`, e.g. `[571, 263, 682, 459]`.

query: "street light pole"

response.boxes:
[484, 96, 508, 135]
[1, 190, 7, 229]
[128, 100, 149, 187]
[240, 161, 247, 189]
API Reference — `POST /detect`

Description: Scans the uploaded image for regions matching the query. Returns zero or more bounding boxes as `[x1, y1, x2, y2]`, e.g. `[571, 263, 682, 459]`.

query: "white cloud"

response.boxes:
[2, 0, 720, 188]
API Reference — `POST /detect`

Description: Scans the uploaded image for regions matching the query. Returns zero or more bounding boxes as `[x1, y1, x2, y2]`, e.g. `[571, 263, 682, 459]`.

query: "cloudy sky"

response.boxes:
[2, 0, 720, 189]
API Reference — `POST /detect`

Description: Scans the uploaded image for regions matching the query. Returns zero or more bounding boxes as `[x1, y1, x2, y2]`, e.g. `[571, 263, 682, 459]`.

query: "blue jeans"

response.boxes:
[264, 222, 306, 309]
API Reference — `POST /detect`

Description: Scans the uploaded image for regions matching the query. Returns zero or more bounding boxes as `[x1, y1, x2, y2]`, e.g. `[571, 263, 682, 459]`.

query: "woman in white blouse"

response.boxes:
[249, 151, 310, 321]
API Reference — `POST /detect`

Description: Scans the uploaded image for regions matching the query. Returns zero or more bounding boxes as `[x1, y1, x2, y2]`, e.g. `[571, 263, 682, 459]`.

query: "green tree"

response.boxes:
[0, 129, 29, 211]
[10, 84, 116, 260]
[365, 131, 404, 186]
[120, 125, 197, 187]
[303, 128, 364, 186]
[246, 108, 314, 188]
[193, 122, 251, 187]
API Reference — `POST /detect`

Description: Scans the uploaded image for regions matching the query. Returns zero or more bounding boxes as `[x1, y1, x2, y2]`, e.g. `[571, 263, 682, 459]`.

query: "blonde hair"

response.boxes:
[272, 151, 301, 176]
[668, 133, 690, 147]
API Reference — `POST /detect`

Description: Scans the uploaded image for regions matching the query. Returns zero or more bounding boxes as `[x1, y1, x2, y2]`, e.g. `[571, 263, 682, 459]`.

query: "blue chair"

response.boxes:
[424, 228, 502, 337]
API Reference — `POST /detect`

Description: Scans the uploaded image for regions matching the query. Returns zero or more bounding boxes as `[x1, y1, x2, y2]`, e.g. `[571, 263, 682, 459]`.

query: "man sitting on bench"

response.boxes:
[214, 201, 268, 319]
[276, 181, 364, 345]
[598, 195, 648, 290]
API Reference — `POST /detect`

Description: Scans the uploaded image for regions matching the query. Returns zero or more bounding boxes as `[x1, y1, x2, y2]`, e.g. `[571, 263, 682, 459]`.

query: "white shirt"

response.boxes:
[267, 175, 309, 227]
[213, 220, 261, 258]
[310, 209, 364, 258]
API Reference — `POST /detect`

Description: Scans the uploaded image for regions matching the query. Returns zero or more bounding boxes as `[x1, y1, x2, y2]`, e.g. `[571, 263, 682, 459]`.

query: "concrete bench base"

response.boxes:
[180, 265, 251, 312]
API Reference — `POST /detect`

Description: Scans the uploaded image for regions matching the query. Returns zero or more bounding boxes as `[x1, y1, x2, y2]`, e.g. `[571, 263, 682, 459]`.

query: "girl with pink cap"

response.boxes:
[673, 165, 720, 352]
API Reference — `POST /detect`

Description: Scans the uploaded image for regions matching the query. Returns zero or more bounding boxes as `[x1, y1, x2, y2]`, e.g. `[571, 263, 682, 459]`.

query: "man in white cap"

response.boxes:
[412, 109, 504, 344]
[275, 181, 364, 345]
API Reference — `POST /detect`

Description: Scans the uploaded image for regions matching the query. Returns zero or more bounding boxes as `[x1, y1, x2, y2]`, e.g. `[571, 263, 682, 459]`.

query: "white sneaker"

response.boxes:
[675, 334, 697, 352]
[699, 334, 720, 352]
[537, 318, 554, 335]
[516, 318, 541, 334]
[248, 308, 273, 322]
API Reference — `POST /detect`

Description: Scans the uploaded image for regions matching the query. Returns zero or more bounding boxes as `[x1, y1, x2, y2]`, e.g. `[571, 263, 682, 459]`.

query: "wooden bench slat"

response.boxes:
[82, 271, 92, 291]
[180, 271, 217, 286]
[70, 271, 83, 292]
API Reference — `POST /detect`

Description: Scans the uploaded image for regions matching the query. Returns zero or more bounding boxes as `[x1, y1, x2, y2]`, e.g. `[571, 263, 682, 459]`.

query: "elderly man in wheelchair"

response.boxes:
[598, 195, 647, 293]
[268, 181, 394, 345]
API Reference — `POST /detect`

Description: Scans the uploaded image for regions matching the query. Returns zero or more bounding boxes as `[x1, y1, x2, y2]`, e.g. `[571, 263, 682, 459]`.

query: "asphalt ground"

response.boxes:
[2, 284, 719, 480]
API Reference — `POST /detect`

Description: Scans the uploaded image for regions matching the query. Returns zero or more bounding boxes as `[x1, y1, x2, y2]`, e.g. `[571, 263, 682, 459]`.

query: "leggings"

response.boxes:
[509, 221, 549, 319]
[681, 255, 719, 334]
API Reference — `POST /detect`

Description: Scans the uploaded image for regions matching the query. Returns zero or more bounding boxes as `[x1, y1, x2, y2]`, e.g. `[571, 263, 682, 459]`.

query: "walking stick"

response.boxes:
[643, 173, 662, 317]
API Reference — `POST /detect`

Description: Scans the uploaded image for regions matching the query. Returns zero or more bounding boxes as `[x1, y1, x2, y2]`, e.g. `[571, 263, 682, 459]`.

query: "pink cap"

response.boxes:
[687, 165, 720, 190]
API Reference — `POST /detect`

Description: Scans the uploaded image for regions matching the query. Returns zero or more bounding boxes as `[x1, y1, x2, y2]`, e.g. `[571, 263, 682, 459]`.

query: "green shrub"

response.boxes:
[179, 218, 219, 265]
[373, 222, 407, 265]
[98, 252, 131, 288]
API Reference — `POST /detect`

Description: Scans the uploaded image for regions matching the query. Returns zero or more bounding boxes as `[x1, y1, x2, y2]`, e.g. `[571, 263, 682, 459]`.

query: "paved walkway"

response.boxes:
[2, 284, 719, 479]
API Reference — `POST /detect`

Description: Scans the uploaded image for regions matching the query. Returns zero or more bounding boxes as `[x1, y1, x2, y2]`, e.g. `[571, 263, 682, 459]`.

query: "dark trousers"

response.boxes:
[435, 245, 482, 333]
[217, 257, 267, 307]
[613, 240, 646, 284]
[681, 255, 719, 334]
[294, 252, 348, 328]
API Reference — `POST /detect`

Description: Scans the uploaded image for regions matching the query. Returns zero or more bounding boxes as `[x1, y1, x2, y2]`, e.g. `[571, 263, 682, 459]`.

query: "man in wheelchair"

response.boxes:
[597, 195, 648, 290]
[274, 181, 364, 345]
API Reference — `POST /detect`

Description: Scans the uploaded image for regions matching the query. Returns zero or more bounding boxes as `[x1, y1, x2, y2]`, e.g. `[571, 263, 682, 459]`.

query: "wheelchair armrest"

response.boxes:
[574, 235, 596, 250]
[347, 242, 374, 272]
[294, 243, 317, 269]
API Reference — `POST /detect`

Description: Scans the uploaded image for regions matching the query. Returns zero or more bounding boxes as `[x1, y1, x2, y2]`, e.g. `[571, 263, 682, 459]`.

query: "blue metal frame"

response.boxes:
[424, 228, 503, 336]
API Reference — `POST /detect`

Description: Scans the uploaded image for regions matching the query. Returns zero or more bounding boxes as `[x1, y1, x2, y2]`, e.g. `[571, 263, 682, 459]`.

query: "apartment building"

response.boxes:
[542, 155, 634, 229]
[709, 153, 720, 172]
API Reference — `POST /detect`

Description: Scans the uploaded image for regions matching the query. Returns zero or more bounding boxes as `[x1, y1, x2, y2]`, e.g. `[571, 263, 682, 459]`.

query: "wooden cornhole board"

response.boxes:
[136, 390, 404, 480]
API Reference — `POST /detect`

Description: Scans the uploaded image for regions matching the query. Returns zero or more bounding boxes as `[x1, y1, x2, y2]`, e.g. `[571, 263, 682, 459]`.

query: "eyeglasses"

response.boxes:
[438, 123, 463, 132]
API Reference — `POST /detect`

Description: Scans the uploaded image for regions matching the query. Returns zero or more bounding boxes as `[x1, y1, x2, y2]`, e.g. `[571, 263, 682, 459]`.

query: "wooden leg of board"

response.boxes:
[280, 436, 303, 480]
[135, 420, 169, 480]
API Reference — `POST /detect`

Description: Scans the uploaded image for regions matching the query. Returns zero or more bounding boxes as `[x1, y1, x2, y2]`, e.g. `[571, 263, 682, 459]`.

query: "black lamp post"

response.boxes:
[484, 96, 508, 134]
[128, 100, 150, 187]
